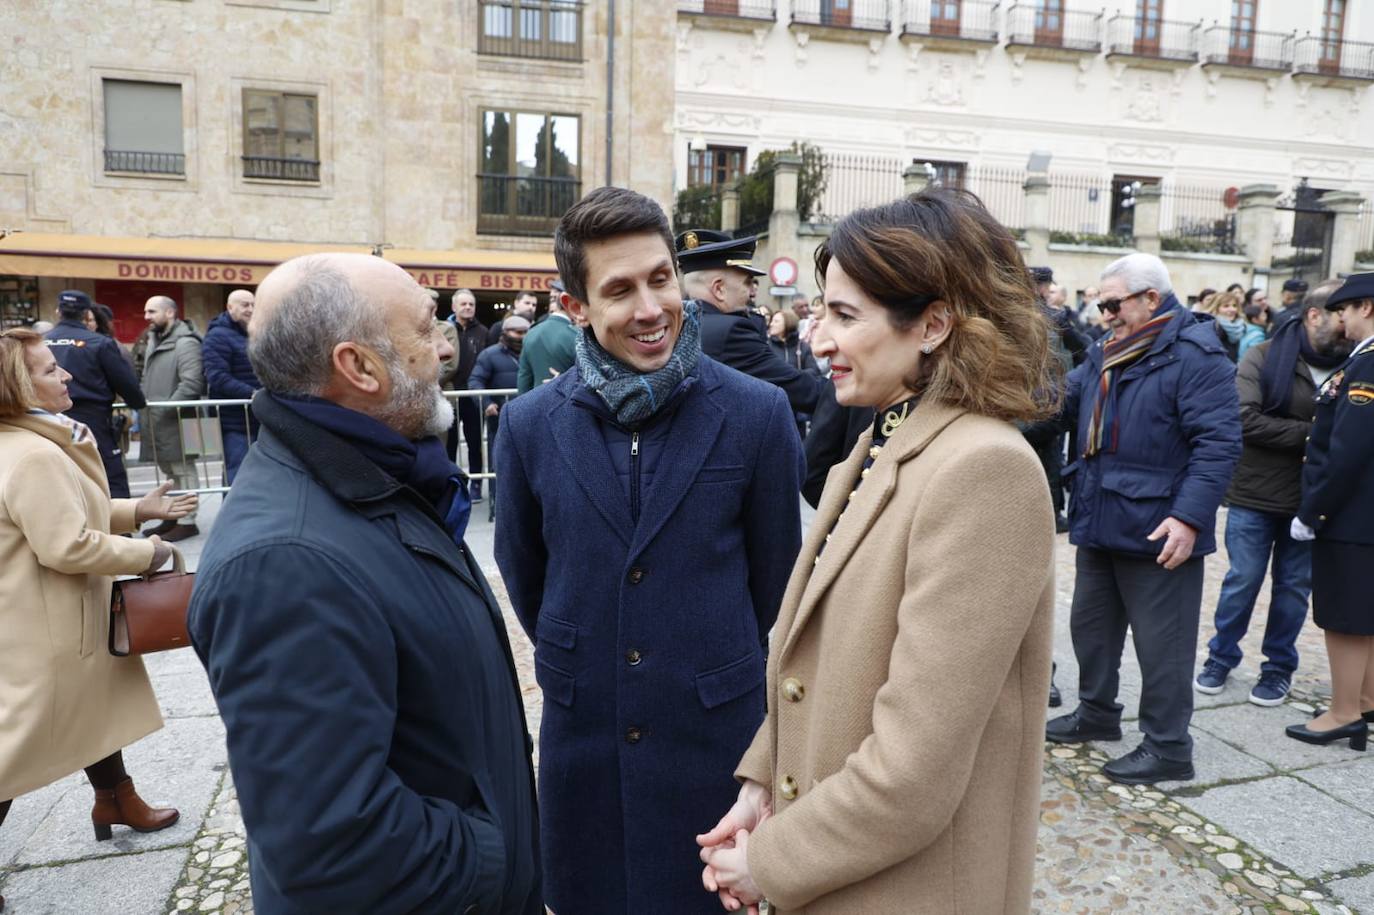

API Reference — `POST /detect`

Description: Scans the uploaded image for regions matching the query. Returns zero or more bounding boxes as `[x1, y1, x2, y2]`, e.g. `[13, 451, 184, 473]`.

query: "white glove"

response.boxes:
[1290, 517, 1316, 542]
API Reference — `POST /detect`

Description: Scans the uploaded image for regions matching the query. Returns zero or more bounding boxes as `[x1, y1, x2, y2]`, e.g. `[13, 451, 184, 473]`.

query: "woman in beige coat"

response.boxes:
[0, 329, 193, 909]
[699, 190, 1061, 914]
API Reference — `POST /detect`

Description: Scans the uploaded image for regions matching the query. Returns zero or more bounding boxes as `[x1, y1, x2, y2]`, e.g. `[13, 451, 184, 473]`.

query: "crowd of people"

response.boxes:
[1, 183, 1371, 914]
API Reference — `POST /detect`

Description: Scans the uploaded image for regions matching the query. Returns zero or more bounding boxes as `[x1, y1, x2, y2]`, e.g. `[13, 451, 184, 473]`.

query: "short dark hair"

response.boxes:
[554, 186, 676, 303]
[515, 290, 535, 300]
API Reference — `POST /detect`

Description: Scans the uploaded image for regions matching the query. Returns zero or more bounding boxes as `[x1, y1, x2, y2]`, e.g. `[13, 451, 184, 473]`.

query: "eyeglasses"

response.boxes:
[1099, 290, 1148, 314]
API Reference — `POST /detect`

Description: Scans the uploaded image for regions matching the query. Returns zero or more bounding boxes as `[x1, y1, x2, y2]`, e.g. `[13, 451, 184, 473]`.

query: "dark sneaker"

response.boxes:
[141, 519, 177, 538]
[469, 481, 484, 503]
[161, 524, 200, 543]
[1048, 660, 1062, 708]
[1194, 658, 1229, 695]
[1249, 672, 1291, 707]
[1054, 514, 1069, 534]
[1046, 711, 1122, 744]
[1103, 746, 1194, 785]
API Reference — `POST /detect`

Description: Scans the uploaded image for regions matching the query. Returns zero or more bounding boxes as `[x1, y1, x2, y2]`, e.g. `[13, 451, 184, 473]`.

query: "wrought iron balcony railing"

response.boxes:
[1005, 3, 1102, 52]
[791, 0, 891, 33]
[1200, 25, 1293, 71]
[902, 0, 998, 43]
[1293, 35, 1374, 81]
[477, 174, 581, 236]
[104, 150, 185, 175]
[242, 156, 321, 182]
[677, 0, 776, 21]
[1105, 15, 1199, 62]
[478, 0, 583, 62]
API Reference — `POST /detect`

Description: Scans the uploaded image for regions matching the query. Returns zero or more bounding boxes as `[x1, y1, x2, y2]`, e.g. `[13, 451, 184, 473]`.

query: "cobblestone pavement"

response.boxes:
[2, 505, 1371, 914]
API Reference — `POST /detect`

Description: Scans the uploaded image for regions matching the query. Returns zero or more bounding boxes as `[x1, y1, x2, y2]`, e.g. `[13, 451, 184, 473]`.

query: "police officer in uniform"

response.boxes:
[1285, 272, 1374, 751]
[677, 229, 822, 415]
[43, 290, 147, 497]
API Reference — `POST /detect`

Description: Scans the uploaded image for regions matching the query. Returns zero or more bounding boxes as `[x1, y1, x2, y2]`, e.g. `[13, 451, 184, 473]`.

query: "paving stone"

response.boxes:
[1326, 872, 1374, 914]
[1180, 777, 1374, 879]
[1192, 703, 1369, 772]
[0, 847, 187, 913]
[13, 715, 227, 865]
[1295, 756, 1374, 817]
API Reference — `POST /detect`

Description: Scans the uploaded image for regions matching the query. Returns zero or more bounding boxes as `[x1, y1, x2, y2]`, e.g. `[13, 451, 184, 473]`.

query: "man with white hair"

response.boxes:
[186, 253, 541, 913]
[1046, 252, 1242, 785]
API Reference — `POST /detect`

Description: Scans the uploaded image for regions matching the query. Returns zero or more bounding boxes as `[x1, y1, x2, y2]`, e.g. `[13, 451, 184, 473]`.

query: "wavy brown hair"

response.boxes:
[0, 328, 42, 417]
[814, 188, 1061, 423]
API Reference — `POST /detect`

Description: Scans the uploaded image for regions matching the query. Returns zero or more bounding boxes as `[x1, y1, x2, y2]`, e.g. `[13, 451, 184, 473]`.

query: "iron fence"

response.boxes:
[965, 165, 1027, 232]
[813, 153, 903, 223]
[1293, 36, 1374, 81]
[1046, 172, 1114, 237]
[677, 0, 776, 20]
[1159, 183, 1240, 253]
[1005, 3, 1101, 52]
[1105, 15, 1199, 62]
[115, 391, 517, 497]
[242, 156, 320, 182]
[477, 0, 583, 61]
[902, 0, 999, 43]
[104, 150, 185, 175]
[791, 0, 891, 32]
[1200, 26, 1293, 71]
[477, 174, 581, 236]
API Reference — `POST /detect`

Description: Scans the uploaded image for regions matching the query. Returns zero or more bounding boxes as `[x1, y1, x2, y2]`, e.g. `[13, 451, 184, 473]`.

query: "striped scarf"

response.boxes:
[28, 408, 94, 445]
[1083, 307, 1177, 457]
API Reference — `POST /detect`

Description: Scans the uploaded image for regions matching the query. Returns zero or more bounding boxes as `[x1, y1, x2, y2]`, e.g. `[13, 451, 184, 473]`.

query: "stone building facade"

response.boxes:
[673, 0, 1374, 300]
[0, 0, 675, 337]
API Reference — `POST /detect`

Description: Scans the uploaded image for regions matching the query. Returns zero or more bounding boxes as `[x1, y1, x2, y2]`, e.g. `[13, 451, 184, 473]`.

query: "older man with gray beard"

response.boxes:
[187, 253, 542, 914]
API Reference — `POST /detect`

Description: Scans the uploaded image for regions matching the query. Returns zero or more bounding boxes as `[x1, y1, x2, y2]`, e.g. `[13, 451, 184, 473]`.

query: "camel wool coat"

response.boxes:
[735, 400, 1056, 914]
[0, 413, 162, 802]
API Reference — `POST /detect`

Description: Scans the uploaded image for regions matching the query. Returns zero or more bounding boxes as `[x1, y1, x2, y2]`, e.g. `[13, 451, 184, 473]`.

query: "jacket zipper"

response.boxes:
[630, 432, 641, 525]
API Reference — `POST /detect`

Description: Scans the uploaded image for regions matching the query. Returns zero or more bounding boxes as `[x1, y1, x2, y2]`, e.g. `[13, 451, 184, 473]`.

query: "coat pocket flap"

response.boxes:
[1100, 465, 1175, 499]
[695, 650, 764, 710]
[696, 465, 746, 484]
[535, 657, 575, 708]
[536, 614, 577, 650]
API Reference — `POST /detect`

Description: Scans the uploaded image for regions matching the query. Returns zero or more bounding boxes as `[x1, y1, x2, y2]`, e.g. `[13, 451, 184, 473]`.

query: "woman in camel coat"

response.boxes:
[700, 189, 1061, 913]
[0, 329, 192, 905]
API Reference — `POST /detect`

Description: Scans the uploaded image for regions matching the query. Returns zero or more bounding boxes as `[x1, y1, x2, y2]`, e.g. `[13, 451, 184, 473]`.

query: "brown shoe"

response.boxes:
[141, 519, 178, 538]
[92, 777, 179, 841]
[160, 524, 200, 543]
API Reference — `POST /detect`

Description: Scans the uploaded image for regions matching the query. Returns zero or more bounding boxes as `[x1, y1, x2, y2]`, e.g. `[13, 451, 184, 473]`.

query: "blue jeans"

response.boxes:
[1207, 505, 1312, 677]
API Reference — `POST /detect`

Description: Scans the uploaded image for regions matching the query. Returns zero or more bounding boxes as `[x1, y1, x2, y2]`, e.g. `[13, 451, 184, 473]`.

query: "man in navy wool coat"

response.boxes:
[188, 253, 541, 914]
[495, 186, 803, 914]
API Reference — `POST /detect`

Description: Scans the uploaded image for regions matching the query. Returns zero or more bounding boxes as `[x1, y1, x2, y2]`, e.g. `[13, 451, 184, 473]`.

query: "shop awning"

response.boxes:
[0, 232, 558, 291]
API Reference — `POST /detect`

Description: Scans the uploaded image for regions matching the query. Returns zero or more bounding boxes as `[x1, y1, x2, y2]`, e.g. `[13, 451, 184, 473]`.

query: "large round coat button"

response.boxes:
[779, 775, 798, 800]
[782, 677, 805, 702]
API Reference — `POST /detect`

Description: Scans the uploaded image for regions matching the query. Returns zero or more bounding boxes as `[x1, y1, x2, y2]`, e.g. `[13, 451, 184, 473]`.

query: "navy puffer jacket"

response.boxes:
[1061, 298, 1242, 558]
[202, 312, 261, 432]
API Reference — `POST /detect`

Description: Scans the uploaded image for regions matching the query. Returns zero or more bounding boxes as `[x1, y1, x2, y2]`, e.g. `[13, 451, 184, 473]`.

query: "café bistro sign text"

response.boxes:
[111, 259, 555, 291]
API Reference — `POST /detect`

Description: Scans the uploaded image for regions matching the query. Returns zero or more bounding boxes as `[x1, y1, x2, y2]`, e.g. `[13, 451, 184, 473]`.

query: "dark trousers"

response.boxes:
[222, 429, 250, 485]
[447, 395, 484, 482]
[67, 402, 130, 498]
[1071, 547, 1205, 762]
[485, 414, 500, 516]
[1207, 506, 1312, 677]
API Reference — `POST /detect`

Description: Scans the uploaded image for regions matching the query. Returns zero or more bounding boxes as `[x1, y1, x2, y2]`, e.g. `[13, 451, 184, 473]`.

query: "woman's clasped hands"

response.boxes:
[696, 779, 771, 913]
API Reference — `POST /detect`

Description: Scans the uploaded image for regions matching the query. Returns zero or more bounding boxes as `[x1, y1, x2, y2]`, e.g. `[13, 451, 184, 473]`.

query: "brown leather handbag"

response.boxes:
[109, 546, 194, 656]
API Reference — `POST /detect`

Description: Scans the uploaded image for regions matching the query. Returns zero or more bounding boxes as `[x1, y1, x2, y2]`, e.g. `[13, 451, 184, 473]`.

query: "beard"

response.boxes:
[375, 356, 454, 440]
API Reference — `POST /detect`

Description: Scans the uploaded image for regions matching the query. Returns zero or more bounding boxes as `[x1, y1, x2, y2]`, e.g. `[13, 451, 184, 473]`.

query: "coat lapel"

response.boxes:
[3, 414, 109, 497]
[629, 376, 725, 557]
[550, 390, 635, 545]
[775, 400, 968, 663]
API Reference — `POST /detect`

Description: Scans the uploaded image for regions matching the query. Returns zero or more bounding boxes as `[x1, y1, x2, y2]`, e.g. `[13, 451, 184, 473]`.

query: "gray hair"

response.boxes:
[1101, 252, 1173, 296]
[248, 256, 391, 396]
[147, 295, 178, 314]
[453, 288, 476, 303]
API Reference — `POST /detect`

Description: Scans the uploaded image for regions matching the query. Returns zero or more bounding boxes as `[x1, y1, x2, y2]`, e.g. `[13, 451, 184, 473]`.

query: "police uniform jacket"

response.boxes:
[697, 300, 822, 414]
[734, 400, 1055, 913]
[494, 357, 803, 914]
[1299, 336, 1374, 544]
[43, 320, 146, 409]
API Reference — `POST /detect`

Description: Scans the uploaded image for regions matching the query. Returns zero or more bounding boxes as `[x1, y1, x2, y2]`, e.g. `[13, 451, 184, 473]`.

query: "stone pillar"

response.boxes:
[1022, 172, 1050, 267]
[721, 184, 740, 233]
[1320, 189, 1365, 277]
[766, 153, 803, 276]
[1235, 183, 1281, 279]
[1132, 184, 1162, 256]
[904, 163, 930, 196]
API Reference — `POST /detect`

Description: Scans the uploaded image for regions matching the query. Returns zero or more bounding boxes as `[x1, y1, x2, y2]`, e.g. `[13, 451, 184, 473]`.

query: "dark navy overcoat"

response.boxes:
[494, 356, 803, 914]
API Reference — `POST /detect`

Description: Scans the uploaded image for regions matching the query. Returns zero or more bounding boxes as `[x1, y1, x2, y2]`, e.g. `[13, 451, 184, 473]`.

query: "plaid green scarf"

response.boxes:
[1084, 304, 1178, 457]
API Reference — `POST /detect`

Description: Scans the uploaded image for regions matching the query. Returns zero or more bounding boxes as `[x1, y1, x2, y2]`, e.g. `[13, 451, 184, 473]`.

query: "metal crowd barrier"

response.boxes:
[114, 389, 518, 496]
